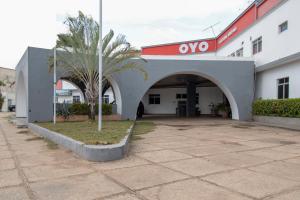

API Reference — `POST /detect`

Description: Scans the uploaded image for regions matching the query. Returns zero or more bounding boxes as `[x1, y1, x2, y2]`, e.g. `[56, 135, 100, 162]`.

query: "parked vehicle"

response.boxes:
[8, 105, 15, 112]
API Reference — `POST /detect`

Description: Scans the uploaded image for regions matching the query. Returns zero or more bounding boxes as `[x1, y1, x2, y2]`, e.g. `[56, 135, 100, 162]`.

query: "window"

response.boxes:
[279, 21, 288, 33]
[73, 96, 80, 103]
[228, 52, 236, 57]
[103, 95, 109, 104]
[277, 77, 289, 99]
[149, 94, 160, 104]
[176, 94, 187, 99]
[252, 37, 262, 55]
[236, 48, 243, 57]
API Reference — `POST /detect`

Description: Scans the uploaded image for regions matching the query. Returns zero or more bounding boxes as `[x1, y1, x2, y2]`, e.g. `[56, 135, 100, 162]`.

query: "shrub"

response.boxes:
[253, 99, 300, 118]
[57, 102, 71, 120]
[62, 103, 113, 116]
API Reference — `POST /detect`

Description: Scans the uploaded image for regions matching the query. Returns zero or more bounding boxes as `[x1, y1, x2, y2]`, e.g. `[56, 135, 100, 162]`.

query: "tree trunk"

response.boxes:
[90, 102, 96, 121]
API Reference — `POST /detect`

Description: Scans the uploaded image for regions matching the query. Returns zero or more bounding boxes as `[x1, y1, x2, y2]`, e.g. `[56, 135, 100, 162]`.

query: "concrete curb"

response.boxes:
[28, 123, 135, 162]
[253, 115, 300, 131]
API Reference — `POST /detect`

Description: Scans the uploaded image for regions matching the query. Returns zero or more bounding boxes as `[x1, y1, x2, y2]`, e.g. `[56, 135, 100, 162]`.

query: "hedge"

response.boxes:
[253, 99, 300, 118]
[58, 103, 112, 116]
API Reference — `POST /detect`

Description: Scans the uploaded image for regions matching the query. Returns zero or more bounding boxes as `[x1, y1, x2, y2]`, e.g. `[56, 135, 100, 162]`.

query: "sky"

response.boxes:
[0, 0, 253, 69]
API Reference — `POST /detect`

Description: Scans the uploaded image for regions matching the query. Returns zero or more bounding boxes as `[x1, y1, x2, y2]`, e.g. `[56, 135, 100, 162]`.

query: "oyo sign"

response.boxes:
[179, 41, 209, 54]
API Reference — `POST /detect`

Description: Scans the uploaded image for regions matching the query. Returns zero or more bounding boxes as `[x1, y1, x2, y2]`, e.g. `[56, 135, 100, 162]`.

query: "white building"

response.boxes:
[140, 0, 300, 115]
[0, 67, 15, 112]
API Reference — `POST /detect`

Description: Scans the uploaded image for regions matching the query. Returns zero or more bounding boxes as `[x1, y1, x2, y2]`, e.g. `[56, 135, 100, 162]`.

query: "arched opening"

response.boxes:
[107, 77, 122, 115]
[56, 77, 121, 116]
[16, 72, 27, 118]
[138, 73, 239, 120]
[56, 79, 85, 104]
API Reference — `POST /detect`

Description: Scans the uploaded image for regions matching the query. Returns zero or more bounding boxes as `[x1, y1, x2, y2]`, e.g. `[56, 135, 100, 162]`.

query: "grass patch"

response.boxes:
[37, 121, 133, 145]
[131, 121, 156, 141]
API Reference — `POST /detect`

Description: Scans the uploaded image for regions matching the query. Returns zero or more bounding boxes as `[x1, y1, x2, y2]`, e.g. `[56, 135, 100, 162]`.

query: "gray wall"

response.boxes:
[112, 59, 255, 121]
[16, 47, 255, 122]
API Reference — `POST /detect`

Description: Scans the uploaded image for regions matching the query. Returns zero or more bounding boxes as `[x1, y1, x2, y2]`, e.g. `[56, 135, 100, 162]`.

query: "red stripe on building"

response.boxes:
[141, 0, 282, 56]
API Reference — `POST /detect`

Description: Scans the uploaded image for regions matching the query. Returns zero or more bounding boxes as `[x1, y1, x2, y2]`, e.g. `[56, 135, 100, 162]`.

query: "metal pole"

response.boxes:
[98, 0, 103, 131]
[53, 48, 57, 124]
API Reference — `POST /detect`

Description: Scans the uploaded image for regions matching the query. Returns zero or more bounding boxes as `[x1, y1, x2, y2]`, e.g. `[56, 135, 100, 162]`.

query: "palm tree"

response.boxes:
[52, 11, 147, 121]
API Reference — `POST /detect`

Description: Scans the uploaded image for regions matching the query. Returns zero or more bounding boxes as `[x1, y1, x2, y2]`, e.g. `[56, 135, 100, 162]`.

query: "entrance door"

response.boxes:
[176, 101, 187, 117]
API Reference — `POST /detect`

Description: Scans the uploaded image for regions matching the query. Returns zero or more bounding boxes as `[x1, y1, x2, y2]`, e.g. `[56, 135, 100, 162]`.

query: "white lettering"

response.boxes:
[189, 42, 198, 53]
[218, 27, 238, 45]
[179, 41, 209, 54]
[199, 41, 209, 52]
[179, 44, 189, 54]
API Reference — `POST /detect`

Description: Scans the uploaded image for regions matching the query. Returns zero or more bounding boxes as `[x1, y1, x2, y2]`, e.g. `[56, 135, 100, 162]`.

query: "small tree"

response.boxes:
[51, 11, 147, 121]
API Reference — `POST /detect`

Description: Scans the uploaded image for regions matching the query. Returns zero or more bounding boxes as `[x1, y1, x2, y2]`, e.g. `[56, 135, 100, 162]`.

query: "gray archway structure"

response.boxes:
[112, 56, 255, 121]
[16, 47, 254, 123]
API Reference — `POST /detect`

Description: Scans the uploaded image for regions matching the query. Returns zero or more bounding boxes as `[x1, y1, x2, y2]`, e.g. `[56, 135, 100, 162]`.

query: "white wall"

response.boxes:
[104, 87, 115, 104]
[197, 87, 223, 114]
[255, 60, 300, 99]
[142, 87, 223, 115]
[217, 0, 300, 67]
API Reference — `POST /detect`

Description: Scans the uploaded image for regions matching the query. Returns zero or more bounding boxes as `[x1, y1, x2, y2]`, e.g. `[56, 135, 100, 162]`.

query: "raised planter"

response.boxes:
[253, 115, 300, 131]
[28, 123, 134, 162]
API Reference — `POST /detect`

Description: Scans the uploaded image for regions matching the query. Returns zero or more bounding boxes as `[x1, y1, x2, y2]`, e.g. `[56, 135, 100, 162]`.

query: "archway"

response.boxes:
[56, 79, 85, 104]
[16, 72, 27, 118]
[107, 77, 122, 115]
[137, 72, 239, 120]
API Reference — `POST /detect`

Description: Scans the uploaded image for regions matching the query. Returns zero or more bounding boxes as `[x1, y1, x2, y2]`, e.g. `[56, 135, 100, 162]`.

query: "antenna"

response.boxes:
[202, 22, 220, 37]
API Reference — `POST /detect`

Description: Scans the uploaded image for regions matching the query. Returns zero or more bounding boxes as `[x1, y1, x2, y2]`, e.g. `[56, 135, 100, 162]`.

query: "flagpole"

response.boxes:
[98, 0, 103, 131]
[53, 47, 57, 124]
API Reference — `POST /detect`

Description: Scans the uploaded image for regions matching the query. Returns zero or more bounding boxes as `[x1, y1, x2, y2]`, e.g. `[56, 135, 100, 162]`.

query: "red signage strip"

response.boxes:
[141, 0, 281, 56]
[141, 39, 217, 55]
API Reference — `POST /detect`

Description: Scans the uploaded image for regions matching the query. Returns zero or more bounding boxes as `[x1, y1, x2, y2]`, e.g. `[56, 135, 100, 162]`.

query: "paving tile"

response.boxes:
[30, 173, 125, 200]
[242, 149, 299, 161]
[23, 163, 94, 182]
[151, 141, 200, 149]
[138, 179, 252, 200]
[269, 190, 300, 200]
[103, 193, 141, 200]
[0, 150, 12, 159]
[176, 145, 230, 157]
[0, 145, 8, 151]
[162, 158, 232, 177]
[271, 144, 300, 154]
[284, 156, 300, 165]
[0, 169, 22, 188]
[136, 150, 192, 163]
[130, 143, 163, 153]
[92, 156, 149, 171]
[0, 158, 15, 170]
[104, 165, 188, 190]
[205, 152, 271, 168]
[203, 169, 299, 199]
[240, 140, 282, 148]
[250, 161, 300, 182]
[17, 151, 81, 168]
[0, 186, 30, 200]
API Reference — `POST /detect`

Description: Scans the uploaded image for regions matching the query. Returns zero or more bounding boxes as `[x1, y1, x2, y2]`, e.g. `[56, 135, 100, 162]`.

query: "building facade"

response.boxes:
[141, 0, 299, 111]
[15, 0, 298, 123]
[0, 67, 15, 112]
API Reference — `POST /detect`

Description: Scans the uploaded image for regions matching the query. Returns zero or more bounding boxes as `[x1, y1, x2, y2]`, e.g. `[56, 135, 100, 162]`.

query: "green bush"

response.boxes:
[253, 99, 300, 118]
[66, 103, 112, 116]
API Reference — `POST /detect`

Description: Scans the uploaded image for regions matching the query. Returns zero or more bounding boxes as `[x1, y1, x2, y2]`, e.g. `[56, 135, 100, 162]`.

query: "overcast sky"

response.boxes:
[0, 0, 253, 69]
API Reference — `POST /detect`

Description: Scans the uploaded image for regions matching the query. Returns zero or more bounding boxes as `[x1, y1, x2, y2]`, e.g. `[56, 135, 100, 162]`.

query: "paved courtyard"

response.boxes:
[1, 113, 300, 200]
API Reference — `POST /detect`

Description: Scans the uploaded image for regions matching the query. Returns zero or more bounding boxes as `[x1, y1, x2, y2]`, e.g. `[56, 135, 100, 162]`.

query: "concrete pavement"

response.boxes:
[1, 113, 300, 200]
